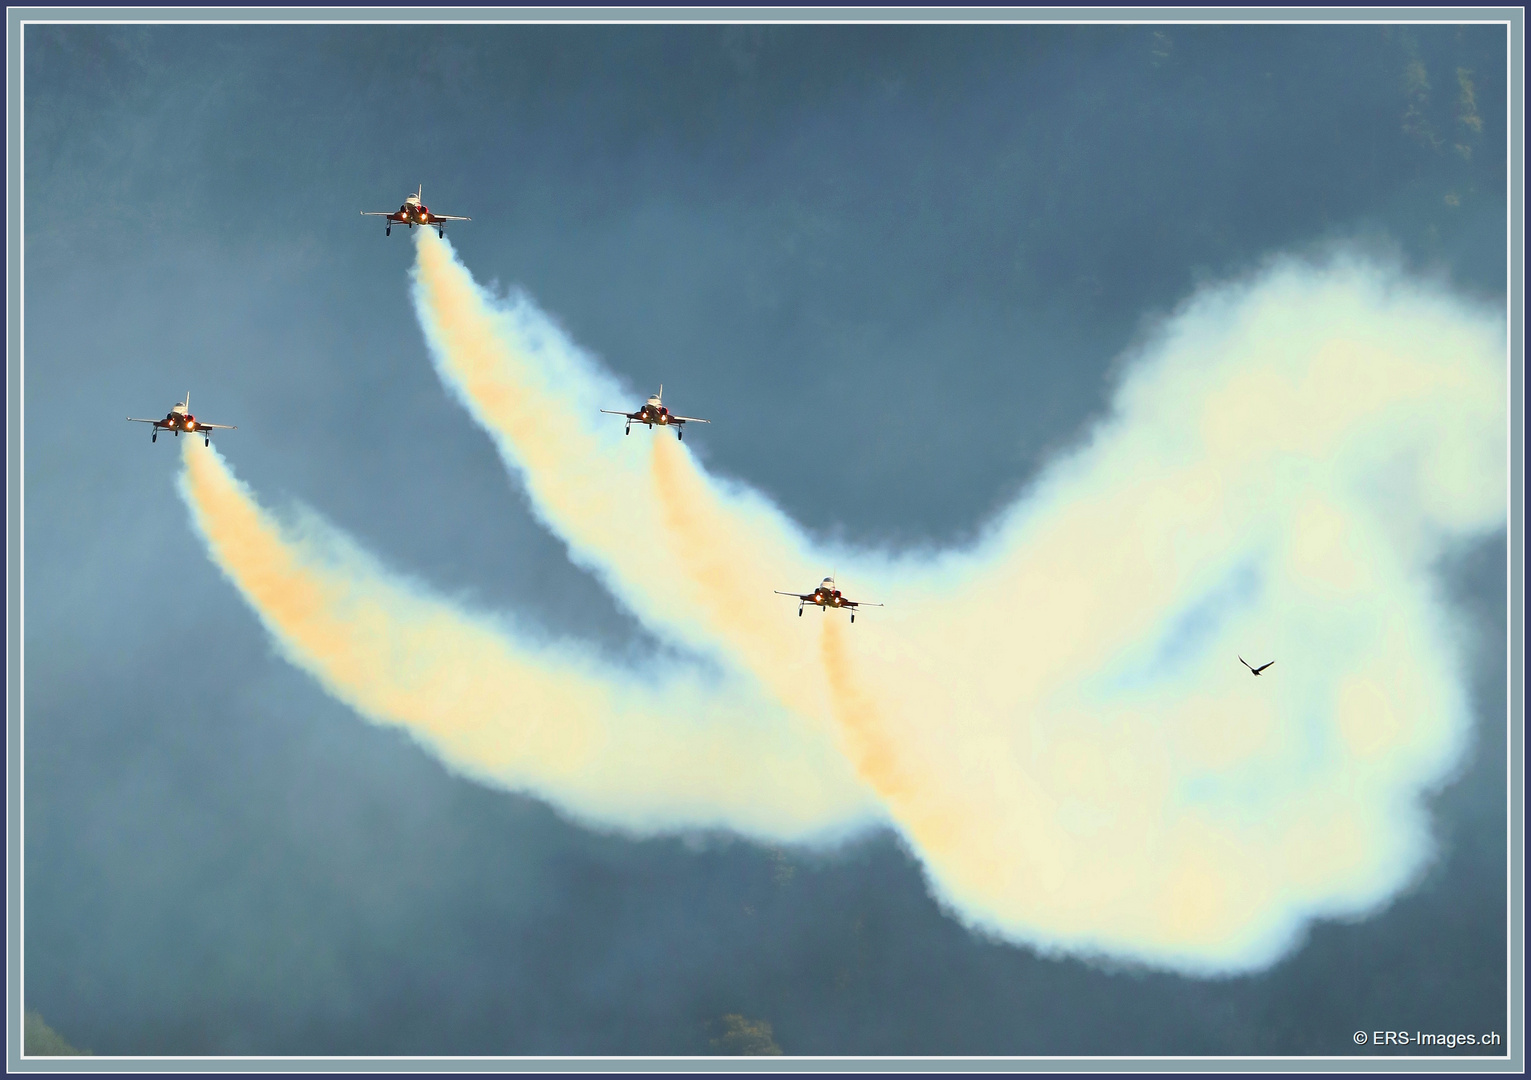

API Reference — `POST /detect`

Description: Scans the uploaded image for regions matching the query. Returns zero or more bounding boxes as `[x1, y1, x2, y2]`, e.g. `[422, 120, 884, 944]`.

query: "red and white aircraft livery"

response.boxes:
[361, 186, 471, 237]
[601, 386, 711, 440]
[775, 577, 883, 623]
[127, 393, 236, 446]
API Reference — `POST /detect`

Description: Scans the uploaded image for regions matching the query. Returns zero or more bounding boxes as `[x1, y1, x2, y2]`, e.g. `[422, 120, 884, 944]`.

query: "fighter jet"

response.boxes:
[775, 577, 883, 623]
[127, 393, 236, 446]
[1239, 656, 1275, 676]
[600, 386, 710, 440]
[361, 186, 471, 237]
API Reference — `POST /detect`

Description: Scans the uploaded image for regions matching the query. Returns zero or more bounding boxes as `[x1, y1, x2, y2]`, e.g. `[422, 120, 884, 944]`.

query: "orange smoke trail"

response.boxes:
[411, 231, 765, 660]
[648, 435, 829, 716]
[411, 232, 625, 526]
[818, 617, 906, 800]
[413, 229, 836, 716]
[412, 233, 564, 448]
[818, 618, 972, 876]
[177, 439, 878, 838]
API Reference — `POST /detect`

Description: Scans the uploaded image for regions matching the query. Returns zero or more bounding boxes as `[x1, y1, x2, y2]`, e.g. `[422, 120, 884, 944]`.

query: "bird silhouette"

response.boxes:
[1240, 656, 1275, 676]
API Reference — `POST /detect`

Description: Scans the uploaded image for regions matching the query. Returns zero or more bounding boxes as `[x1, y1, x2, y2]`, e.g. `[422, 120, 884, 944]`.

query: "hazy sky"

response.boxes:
[20, 18, 1510, 1058]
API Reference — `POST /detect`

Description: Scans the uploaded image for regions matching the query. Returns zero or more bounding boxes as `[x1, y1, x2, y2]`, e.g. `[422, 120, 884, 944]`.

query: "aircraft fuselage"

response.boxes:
[807, 587, 847, 608]
[154, 409, 202, 433]
[387, 200, 445, 227]
[631, 401, 672, 425]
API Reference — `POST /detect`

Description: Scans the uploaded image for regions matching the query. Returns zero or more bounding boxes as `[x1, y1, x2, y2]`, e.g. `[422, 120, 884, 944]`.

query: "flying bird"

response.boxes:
[1240, 656, 1275, 676]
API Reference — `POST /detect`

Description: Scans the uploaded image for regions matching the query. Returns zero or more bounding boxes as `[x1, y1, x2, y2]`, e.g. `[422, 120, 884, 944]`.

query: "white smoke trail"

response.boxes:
[177, 440, 879, 841]
[181, 227, 1505, 973]
[403, 233, 1505, 974]
[827, 259, 1507, 971]
[408, 236, 839, 729]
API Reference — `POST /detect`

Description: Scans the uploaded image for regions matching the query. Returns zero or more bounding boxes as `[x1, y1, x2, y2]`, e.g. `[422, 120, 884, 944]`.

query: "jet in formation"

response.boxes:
[776, 577, 883, 623]
[1240, 656, 1275, 676]
[361, 186, 471, 237]
[601, 386, 710, 440]
[127, 393, 236, 446]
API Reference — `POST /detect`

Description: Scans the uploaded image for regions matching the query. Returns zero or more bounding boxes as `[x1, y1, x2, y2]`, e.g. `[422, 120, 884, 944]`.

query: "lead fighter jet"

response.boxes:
[361, 186, 471, 237]
[127, 392, 236, 446]
[600, 386, 710, 440]
[775, 577, 883, 623]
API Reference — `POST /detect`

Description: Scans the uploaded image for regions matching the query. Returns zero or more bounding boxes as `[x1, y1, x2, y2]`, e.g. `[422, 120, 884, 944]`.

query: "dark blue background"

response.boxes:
[22, 22, 1508, 1055]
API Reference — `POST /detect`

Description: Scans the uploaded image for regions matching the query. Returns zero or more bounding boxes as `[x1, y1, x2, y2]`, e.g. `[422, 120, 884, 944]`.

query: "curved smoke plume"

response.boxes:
[178, 440, 878, 840]
[184, 229, 1505, 975]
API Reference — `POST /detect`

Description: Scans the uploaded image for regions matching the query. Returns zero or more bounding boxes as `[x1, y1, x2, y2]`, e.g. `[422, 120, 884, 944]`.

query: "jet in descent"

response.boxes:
[600, 386, 710, 440]
[1240, 656, 1275, 676]
[361, 186, 471, 237]
[127, 393, 236, 446]
[775, 577, 883, 623]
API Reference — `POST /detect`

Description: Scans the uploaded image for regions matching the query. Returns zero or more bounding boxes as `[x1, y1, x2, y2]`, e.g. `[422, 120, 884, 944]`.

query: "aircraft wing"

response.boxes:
[126, 417, 160, 424]
[775, 591, 813, 601]
[844, 600, 883, 609]
[434, 215, 471, 221]
[600, 409, 641, 419]
[670, 416, 711, 424]
[197, 423, 237, 430]
[360, 211, 394, 217]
